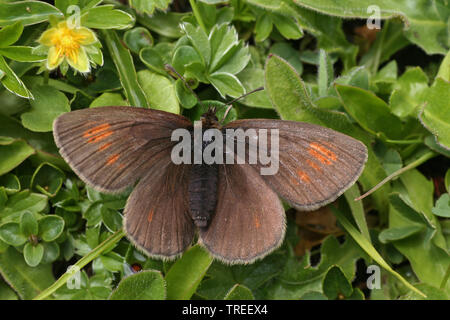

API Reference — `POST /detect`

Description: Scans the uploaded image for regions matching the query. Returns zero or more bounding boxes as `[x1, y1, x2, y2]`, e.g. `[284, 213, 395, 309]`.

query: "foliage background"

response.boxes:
[0, 0, 449, 300]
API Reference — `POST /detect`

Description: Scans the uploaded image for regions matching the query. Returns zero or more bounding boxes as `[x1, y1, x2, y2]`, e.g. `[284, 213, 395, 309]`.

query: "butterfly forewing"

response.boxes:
[199, 163, 286, 264]
[224, 119, 368, 211]
[53, 106, 191, 193]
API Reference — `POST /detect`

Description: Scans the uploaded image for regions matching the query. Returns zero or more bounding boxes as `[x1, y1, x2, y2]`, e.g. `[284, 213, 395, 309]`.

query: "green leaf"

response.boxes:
[38, 216, 65, 242]
[0, 139, 35, 176]
[0, 46, 46, 62]
[237, 67, 272, 109]
[322, 265, 353, 299]
[209, 24, 240, 72]
[140, 47, 167, 75]
[390, 67, 429, 118]
[419, 78, 450, 150]
[264, 236, 361, 299]
[0, 191, 48, 221]
[224, 284, 255, 300]
[318, 49, 333, 97]
[81, 5, 134, 30]
[137, 70, 180, 114]
[0, 222, 27, 246]
[123, 27, 153, 54]
[30, 162, 65, 197]
[102, 30, 149, 108]
[137, 11, 185, 38]
[293, 0, 450, 55]
[89, 93, 129, 108]
[0, 21, 23, 48]
[20, 211, 38, 237]
[21, 85, 70, 132]
[208, 72, 245, 97]
[181, 22, 211, 67]
[0, 55, 32, 98]
[379, 225, 425, 243]
[344, 184, 371, 243]
[0, 247, 54, 299]
[0, 1, 63, 27]
[165, 245, 213, 300]
[109, 270, 166, 300]
[432, 194, 450, 218]
[23, 242, 44, 267]
[336, 84, 404, 140]
[0, 173, 20, 194]
[175, 79, 197, 109]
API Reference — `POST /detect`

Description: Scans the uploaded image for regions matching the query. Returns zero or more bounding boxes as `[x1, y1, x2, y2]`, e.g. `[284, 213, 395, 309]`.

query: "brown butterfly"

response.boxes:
[53, 99, 367, 264]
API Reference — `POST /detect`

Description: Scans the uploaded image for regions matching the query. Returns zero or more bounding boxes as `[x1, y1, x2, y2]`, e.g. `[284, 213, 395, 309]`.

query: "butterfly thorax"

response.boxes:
[188, 109, 221, 228]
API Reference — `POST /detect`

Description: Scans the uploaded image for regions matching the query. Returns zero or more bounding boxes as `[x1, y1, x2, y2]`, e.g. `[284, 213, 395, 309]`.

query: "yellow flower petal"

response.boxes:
[66, 46, 90, 73]
[38, 27, 58, 46]
[46, 46, 64, 70]
[76, 27, 97, 46]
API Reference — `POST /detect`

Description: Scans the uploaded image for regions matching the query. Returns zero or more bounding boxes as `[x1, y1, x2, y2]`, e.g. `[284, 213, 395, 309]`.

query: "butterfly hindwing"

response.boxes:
[53, 106, 191, 193]
[199, 163, 286, 264]
[224, 119, 368, 211]
[124, 158, 194, 259]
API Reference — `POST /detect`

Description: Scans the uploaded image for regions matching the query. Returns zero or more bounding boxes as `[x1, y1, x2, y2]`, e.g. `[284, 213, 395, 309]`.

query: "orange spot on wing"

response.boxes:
[98, 142, 112, 151]
[106, 154, 120, 165]
[307, 159, 322, 172]
[254, 215, 260, 229]
[296, 169, 311, 183]
[309, 149, 332, 165]
[147, 209, 154, 222]
[310, 142, 337, 161]
[83, 123, 111, 138]
[87, 131, 113, 143]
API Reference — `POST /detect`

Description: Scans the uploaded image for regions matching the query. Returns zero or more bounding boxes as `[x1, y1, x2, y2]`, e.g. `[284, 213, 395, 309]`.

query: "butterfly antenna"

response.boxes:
[220, 86, 264, 124]
[164, 64, 202, 105]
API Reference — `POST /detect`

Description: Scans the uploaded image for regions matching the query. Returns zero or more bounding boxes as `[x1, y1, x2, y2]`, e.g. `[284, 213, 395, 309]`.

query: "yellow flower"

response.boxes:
[38, 21, 97, 73]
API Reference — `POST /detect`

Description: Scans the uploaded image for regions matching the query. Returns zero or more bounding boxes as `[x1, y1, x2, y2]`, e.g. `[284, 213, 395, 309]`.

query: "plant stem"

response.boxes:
[355, 151, 437, 201]
[189, 0, 207, 32]
[33, 229, 126, 300]
[384, 139, 424, 145]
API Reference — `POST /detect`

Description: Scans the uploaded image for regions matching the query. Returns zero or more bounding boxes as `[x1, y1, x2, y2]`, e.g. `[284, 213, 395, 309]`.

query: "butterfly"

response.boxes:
[53, 101, 367, 264]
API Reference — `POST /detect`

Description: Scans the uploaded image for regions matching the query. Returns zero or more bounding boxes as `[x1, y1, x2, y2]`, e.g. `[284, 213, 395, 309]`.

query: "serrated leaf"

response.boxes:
[209, 72, 245, 97]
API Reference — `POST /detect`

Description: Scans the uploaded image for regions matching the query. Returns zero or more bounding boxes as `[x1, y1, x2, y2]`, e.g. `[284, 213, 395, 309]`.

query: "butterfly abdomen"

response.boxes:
[188, 163, 219, 228]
